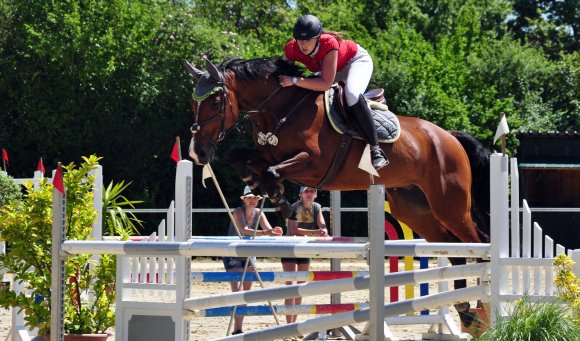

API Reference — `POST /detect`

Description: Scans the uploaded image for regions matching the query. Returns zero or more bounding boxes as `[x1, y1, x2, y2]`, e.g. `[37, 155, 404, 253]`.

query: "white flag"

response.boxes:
[201, 164, 212, 188]
[358, 145, 380, 177]
[188, 137, 196, 160]
[493, 115, 510, 143]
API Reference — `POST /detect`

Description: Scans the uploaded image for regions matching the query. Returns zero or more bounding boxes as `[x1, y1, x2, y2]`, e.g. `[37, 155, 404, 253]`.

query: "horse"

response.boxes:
[184, 57, 490, 324]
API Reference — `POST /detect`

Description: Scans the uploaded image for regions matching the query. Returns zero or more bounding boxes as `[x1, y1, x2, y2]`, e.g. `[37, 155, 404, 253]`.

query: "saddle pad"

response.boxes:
[324, 87, 400, 143]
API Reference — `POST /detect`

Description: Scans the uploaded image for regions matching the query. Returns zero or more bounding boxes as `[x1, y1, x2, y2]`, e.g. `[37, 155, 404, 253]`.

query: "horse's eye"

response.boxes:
[211, 96, 221, 107]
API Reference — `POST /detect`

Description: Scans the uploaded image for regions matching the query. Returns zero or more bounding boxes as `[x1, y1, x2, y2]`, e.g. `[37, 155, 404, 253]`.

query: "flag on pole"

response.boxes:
[357, 145, 379, 177]
[201, 164, 212, 188]
[53, 164, 65, 194]
[37, 157, 45, 175]
[171, 137, 182, 163]
[2, 148, 8, 170]
[493, 114, 510, 144]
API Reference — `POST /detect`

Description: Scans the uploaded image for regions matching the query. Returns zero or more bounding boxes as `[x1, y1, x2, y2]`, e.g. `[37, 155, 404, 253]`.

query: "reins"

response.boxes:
[246, 86, 315, 137]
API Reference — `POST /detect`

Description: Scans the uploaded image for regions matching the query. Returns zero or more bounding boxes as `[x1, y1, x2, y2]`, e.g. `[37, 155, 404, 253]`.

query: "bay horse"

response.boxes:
[184, 57, 490, 324]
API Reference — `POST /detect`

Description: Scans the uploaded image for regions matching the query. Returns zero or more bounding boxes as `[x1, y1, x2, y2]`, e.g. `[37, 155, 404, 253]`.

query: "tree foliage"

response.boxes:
[0, 0, 577, 235]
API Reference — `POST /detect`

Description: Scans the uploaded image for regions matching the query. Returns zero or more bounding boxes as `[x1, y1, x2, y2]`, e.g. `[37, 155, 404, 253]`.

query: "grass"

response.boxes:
[478, 296, 580, 341]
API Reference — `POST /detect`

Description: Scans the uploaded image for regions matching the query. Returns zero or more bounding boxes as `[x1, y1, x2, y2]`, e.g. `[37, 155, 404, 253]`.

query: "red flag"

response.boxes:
[37, 157, 45, 175]
[171, 137, 182, 163]
[2, 149, 8, 165]
[53, 164, 65, 194]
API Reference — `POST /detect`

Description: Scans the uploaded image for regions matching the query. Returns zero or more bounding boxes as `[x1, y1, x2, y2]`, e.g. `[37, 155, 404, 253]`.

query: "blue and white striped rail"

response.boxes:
[61, 239, 489, 258]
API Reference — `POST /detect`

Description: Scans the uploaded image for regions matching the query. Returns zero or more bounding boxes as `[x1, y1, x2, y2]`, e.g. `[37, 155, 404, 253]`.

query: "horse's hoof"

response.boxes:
[267, 166, 280, 179]
[454, 302, 470, 312]
[458, 310, 476, 328]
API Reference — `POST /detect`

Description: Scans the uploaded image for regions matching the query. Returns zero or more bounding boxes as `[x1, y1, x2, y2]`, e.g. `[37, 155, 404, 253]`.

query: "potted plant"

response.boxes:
[0, 155, 140, 340]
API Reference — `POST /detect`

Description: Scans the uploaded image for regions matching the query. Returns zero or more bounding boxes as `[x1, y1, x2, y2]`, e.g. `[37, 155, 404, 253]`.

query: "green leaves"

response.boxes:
[103, 179, 143, 237]
[0, 172, 21, 207]
[0, 0, 578, 236]
[0, 155, 116, 335]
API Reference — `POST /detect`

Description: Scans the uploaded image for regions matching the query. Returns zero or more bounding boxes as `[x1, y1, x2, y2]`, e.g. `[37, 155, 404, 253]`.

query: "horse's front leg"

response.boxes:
[229, 147, 269, 191]
[259, 151, 310, 218]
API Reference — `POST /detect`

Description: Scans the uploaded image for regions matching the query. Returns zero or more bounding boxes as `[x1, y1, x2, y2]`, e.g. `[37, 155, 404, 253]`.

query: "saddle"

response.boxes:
[316, 84, 400, 188]
[325, 84, 400, 143]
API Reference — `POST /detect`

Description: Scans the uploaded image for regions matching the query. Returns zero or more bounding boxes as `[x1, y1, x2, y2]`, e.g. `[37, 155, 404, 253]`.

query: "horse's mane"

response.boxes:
[218, 57, 302, 82]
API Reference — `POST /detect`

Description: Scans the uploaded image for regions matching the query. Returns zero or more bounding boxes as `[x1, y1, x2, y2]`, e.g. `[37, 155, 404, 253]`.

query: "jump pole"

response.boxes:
[366, 184, 386, 341]
[194, 303, 370, 317]
[61, 240, 487, 258]
[210, 286, 487, 341]
[191, 271, 370, 283]
[183, 261, 488, 312]
[489, 153, 509, 324]
[50, 164, 66, 341]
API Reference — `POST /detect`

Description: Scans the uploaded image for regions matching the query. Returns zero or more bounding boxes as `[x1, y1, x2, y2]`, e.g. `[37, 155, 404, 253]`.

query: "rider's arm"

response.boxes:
[292, 50, 337, 91]
[279, 51, 337, 90]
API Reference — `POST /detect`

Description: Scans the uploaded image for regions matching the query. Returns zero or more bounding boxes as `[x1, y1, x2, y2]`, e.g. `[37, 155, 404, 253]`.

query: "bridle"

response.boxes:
[190, 73, 311, 150]
[190, 82, 231, 150]
[190, 75, 283, 149]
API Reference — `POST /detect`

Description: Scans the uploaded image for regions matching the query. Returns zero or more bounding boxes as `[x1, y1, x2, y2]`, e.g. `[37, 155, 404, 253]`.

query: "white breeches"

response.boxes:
[334, 45, 373, 107]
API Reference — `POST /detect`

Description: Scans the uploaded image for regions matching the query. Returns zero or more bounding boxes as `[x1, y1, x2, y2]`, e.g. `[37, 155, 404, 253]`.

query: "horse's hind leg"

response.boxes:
[420, 178, 481, 244]
[388, 188, 477, 327]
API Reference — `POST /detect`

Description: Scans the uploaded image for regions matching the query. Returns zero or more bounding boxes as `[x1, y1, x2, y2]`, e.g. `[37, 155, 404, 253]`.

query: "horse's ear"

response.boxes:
[183, 59, 204, 79]
[204, 58, 223, 82]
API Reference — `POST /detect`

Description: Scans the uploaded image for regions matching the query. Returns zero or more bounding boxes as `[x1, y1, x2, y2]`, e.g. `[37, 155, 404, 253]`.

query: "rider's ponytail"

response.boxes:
[322, 30, 344, 43]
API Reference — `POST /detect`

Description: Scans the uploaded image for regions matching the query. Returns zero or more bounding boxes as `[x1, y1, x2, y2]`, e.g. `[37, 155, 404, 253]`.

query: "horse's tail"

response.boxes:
[450, 131, 491, 243]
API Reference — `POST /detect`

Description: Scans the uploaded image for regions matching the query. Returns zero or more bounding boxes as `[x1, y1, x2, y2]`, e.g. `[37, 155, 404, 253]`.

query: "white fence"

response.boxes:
[8, 153, 580, 340]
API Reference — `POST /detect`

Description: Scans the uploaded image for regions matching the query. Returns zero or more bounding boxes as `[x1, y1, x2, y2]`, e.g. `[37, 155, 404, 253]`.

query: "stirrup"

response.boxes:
[371, 146, 389, 170]
[372, 155, 389, 170]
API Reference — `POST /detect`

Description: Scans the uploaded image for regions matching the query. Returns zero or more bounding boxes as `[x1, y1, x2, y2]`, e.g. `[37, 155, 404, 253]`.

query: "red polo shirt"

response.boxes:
[284, 33, 358, 72]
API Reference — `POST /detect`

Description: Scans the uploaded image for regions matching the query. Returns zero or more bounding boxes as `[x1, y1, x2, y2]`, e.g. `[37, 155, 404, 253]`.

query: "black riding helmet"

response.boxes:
[293, 15, 322, 40]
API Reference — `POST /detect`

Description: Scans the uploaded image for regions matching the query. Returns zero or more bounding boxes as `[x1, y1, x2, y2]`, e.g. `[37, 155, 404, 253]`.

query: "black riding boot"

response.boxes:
[349, 94, 389, 170]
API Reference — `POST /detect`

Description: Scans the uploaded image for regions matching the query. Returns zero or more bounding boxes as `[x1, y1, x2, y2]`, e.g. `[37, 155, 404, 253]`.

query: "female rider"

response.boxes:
[278, 14, 389, 171]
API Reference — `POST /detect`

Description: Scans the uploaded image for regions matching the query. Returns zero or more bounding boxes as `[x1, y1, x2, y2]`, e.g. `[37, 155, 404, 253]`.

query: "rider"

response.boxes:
[278, 14, 389, 170]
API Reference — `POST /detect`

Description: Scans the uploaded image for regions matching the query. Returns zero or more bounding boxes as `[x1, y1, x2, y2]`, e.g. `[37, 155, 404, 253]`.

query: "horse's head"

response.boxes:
[183, 58, 239, 164]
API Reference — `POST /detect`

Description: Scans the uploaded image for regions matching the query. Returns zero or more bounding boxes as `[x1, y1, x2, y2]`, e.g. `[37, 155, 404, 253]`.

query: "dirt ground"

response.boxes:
[0, 258, 477, 341]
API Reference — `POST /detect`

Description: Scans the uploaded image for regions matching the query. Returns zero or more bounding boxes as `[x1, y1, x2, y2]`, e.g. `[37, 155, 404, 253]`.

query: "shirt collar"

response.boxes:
[308, 38, 321, 57]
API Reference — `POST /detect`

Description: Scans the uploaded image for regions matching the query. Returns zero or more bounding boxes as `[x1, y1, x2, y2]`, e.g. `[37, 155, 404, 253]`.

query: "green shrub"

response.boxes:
[0, 171, 21, 207]
[554, 254, 580, 324]
[0, 155, 114, 335]
[479, 295, 580, 341]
